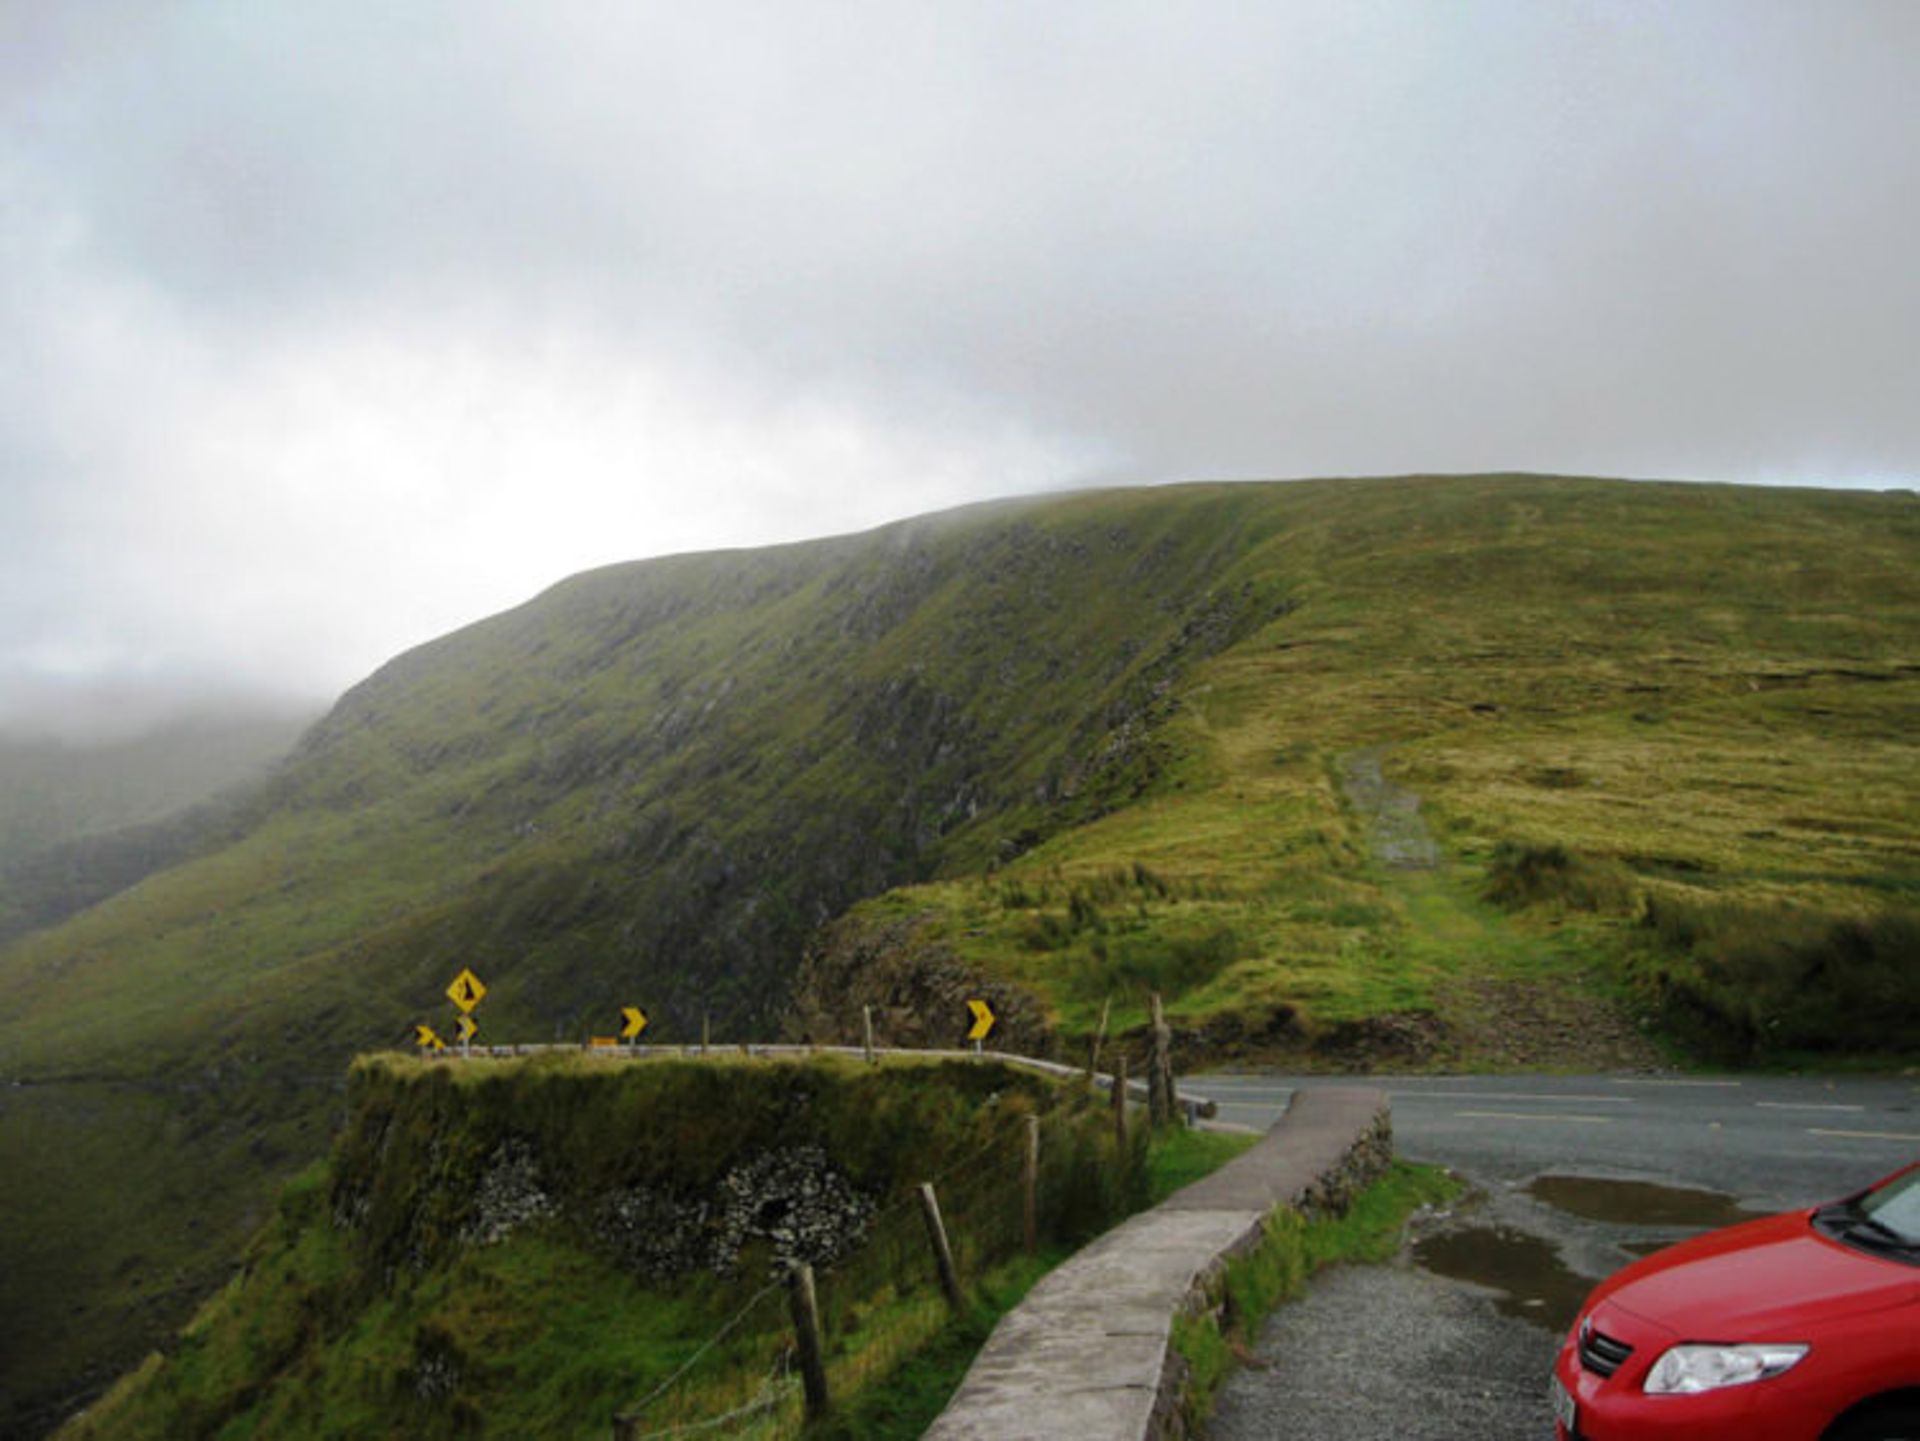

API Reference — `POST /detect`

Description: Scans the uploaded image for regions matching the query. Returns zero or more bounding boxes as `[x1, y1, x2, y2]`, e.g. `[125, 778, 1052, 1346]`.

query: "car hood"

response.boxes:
[1596, 1211, 1920, 1339]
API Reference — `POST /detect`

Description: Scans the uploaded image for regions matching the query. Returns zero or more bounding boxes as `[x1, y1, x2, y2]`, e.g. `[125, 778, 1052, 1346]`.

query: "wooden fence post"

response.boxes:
[863, 1005, 876, 1064]
[1023, 1114, 1040, 1257]
[918, 1182, 965, 1310]
[1148, 993, 1172, 1130]
[1112, 1054, 1129, 1153]
[1161, 1013, 1180, 1126]
[1085, 996, 1110, 1088]
[788, 1262, 830, 1421]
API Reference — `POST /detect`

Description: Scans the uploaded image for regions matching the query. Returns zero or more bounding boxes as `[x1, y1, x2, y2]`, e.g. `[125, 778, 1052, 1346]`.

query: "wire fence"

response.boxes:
[610, 1100, 1138, 1440]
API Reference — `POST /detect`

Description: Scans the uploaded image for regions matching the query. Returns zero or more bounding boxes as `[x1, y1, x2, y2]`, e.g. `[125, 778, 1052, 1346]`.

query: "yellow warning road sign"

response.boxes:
[621, 1006, 648, 1040]
[456, 1013, 478, 1044]
[966, 998, 996, 1042]
[447, 968, 487, 1013]
[415, 1023, 447, 1051]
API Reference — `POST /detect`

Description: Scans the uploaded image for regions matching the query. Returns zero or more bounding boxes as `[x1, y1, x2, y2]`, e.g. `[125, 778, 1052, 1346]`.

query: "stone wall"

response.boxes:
[1154, 1094, 1392, 1439]
[925, 1086, 1391, 1441]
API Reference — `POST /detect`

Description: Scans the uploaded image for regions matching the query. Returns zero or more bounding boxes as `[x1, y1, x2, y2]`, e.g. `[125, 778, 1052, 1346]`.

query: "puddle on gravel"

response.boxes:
[1411, 1176, 1770, 1334]
[1412, 1226, 1593, 1335]
[1526, 1175, 1766, 1230]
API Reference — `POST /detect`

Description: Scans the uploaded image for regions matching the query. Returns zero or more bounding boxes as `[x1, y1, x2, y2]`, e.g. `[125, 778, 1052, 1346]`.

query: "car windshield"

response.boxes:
[1859, 1169, 1920, 1244]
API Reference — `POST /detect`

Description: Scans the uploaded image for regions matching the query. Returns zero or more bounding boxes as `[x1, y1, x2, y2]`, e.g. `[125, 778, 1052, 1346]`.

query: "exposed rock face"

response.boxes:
[1311, 1010, 1449, 1069]
[445, 1140, 885, 1281]
[347, 1133, 881, 1283]
[597, 1184, 714, 1276]
[460, 1140, 558, 1246]
[785, 911, 1054, 1057]
[1435, 976, 1662, 1071]
[1160, 1003, 1305, 1065]
[1339, 748, 1439, 871]
[710, 1145, 877, 1274]
[592, 1146, 878, 1279]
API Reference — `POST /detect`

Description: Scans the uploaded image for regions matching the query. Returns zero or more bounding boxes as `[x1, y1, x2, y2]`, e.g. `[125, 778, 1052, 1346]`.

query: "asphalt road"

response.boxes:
[1191, 1071, 1920, 1441]
[1191, 1071, 1920, 1206]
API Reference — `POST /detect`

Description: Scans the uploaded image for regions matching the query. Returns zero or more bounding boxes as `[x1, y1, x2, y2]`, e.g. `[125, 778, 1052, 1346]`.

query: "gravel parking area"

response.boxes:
[1205, 1259, 1562, 1441]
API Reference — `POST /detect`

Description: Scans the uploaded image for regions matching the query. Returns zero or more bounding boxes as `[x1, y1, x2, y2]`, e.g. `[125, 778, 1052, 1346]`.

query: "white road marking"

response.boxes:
[1454, 1110, 1615, 1125]
[1809, 1128, 1920, 1143]
[1611, 1077, 1743, 1088]
[1755, 1102, 1867, 1113]
[1393, 1090, 1635, 1105]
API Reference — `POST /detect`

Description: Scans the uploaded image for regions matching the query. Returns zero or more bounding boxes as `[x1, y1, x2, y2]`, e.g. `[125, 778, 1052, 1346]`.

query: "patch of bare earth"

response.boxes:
[1435, 975, 1664, 1071]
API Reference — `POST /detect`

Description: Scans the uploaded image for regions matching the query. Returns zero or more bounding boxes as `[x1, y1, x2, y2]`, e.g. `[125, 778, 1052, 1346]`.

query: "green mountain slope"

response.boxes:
[0, 712, 312, 872]
[810, 476, 1920, 1064]
[2, 474, 1916, 1434]
[0, 711, 315, 942]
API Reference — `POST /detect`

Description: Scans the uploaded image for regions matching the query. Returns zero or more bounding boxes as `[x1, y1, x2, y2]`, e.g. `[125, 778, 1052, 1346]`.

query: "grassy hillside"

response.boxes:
[810, 477, 1919, 1064]
[2, 474, 1916, 1434]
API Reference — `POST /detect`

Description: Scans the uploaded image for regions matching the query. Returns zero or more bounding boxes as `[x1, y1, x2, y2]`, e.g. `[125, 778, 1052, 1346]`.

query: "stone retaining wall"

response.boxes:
[925, 1086, 1391, 1441]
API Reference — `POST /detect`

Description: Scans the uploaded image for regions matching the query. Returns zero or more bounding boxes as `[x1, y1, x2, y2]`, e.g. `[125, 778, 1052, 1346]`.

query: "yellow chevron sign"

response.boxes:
[456, 1014, 478, 1044]
[415, 1023, 447, 1051]
[621, 1006, 648, 1040]
[966, 998, 996, 1043]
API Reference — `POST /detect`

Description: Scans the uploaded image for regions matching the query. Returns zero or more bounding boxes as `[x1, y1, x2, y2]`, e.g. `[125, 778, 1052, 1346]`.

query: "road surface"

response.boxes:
[1192, 1070, 1920, 1206]
[1192, 1071, 1920, 1441]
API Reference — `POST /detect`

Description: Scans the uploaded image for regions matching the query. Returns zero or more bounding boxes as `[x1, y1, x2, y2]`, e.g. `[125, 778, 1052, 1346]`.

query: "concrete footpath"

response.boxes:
[924, 1086, 1391, 1441]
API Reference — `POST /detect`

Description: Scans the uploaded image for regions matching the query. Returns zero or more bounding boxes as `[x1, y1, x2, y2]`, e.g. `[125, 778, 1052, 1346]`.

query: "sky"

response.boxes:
[5, 1, 1917, 739]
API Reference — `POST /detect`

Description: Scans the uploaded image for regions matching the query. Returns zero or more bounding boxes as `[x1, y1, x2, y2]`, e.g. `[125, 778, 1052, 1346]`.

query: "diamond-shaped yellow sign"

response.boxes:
[447, 968, 487, 1013]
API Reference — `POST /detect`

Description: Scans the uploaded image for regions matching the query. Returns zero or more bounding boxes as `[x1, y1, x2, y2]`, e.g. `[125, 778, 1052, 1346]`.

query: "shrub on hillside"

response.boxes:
[1638, 895, 1920, 1058]
[1077, 924, 1249, 1001]
[1484, 841, 1634, 913]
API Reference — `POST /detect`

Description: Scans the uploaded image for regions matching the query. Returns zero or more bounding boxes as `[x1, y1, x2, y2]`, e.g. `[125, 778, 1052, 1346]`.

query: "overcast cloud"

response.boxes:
[4, 1, 1916, 737]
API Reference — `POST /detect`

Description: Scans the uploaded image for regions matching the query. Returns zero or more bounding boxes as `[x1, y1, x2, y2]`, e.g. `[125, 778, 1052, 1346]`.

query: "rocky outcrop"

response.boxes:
[592, 1143, 877, 1278]
[785, 910, 1054, 1056]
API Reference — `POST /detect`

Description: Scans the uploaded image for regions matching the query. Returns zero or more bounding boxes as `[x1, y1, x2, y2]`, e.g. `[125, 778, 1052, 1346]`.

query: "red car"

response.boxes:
[1552, 1162, 1920, 1441]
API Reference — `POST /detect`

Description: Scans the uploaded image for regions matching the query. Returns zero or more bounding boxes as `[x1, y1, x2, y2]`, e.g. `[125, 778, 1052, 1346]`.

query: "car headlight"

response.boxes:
[1644, 1343, 1810, 1395]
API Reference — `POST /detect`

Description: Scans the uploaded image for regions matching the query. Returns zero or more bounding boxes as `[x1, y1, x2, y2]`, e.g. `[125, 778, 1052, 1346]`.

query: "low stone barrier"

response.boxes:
[923, 1086, 1392, 1441]
[460, 1042, 1222, 1120]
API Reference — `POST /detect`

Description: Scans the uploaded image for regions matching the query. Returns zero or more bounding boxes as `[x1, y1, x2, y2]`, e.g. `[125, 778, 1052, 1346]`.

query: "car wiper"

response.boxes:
[1848, 1214, 1920, 1251]
[1814, 1198, 1868, 1234]
[1814, 1201, 1920, 1258]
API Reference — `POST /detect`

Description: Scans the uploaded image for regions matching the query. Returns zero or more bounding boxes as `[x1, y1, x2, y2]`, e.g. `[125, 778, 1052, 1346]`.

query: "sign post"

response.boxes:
[446, 969, 487, 1059]
[621, 1006, 648, 1048]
